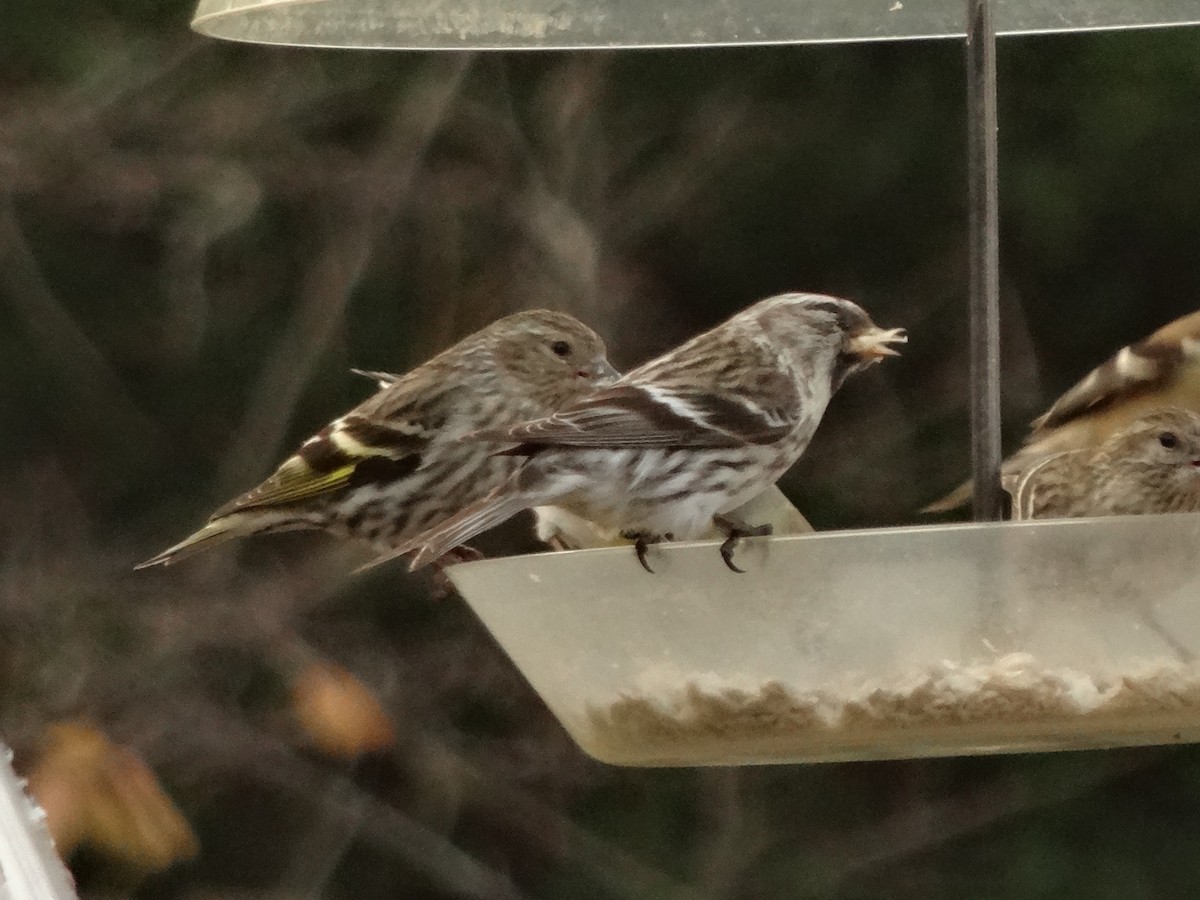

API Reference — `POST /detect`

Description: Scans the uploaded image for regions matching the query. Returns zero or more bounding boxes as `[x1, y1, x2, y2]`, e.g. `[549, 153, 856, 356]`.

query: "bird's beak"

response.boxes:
[585, 359, 621, 384]
[847, 326, 907, 361]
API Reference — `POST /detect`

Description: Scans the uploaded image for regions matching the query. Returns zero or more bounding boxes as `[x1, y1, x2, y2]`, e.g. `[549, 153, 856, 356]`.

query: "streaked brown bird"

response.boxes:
[1005, 407, 1200, 519]
[925, 309, 1200, 513]
[137, 310, 618, 569]
[390, 292, 905, 573]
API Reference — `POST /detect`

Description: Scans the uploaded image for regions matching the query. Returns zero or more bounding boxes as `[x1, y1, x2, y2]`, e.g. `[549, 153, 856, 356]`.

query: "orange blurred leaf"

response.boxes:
[290, 662, 396, 759]
[27, 723, 198, 873]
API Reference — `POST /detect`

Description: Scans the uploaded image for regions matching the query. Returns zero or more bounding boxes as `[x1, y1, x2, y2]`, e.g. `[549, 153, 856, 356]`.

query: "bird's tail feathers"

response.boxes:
[920, 478, 973, 514]
[395, 488, 537, 572]
[134, 515, 254, 570]
[922, 450, 1048, 514]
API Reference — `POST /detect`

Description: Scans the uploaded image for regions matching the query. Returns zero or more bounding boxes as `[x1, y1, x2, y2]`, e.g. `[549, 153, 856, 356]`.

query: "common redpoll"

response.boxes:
[1006, 407, 1200, 519]
[137, 310, 618, 569]
[394, 293, 905, 572]
[925, 308, 1200, 513]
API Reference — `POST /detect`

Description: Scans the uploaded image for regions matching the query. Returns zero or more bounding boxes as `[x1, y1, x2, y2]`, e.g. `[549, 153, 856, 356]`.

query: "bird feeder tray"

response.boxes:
[448, 513, 1200, 766]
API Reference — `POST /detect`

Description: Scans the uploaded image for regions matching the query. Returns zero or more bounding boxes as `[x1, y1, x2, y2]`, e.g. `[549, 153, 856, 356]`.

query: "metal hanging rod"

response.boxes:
[966, 0, 1003, 521]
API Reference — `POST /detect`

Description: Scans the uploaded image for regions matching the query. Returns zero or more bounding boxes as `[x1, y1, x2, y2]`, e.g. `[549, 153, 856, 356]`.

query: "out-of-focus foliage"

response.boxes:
[28, 722, 199, 873]
[2, 0, 1200, 896]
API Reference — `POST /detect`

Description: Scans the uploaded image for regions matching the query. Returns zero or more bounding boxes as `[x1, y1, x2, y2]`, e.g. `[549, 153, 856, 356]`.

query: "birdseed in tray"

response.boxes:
[582, 654, 1200, 765]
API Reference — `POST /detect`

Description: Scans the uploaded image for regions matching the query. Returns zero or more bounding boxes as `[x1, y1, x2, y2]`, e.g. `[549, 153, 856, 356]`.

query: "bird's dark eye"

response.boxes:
[551, 340, 571, 357]
[1159, 432, 1178, 448]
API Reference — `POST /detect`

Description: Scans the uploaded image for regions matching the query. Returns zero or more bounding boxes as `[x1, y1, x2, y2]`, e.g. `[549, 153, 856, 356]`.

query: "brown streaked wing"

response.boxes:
[478, 382, 794, 449]
[1030, 332, 1185, 433]
[210, 417, 425, 518]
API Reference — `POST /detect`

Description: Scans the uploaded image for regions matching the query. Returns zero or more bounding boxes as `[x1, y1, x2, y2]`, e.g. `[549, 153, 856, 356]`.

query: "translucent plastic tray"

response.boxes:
[448, 514, 1200, 766]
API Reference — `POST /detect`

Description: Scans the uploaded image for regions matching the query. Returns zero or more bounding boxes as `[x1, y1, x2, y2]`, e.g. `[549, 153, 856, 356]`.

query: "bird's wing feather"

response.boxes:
[212, 415, 426, 517]
[222, 458, 358, 512]
[480, 328, 801, 449]
[1029, 325, 1196, 433]
[482, 380, 797, 449]
[217, 372, 468, 517]
[350, 368, 402, 390]
[361, 484, 534, 572]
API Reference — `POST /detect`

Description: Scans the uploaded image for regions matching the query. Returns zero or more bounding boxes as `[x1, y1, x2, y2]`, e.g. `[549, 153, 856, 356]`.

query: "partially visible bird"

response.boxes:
[925, 309, 1200, 513]
[1006, 407, 1200, 519]
[137, 310, 618, 569]
[391, 293, 906, 573]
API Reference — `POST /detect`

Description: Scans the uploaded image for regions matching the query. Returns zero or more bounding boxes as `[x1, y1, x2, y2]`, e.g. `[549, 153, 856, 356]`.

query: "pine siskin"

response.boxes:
[137, 310, 618, 569]
[394, 293, 905, 572]
[925, 308, 1200, 513]
[1005, 407, 1200, 519]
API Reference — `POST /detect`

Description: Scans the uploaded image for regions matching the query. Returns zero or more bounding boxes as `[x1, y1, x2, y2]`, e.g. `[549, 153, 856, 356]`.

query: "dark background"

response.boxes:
[4, 3, 1200, 897]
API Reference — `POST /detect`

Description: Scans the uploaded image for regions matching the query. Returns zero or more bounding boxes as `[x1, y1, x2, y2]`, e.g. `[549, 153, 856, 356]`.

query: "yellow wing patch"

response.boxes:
[213, 456, 357, 518]
[211, 415, 424, 520]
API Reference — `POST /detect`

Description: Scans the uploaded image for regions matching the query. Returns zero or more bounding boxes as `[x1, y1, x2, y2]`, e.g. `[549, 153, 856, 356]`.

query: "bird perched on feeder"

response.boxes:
[1005, 407, 1200, 519]
[925, 308, 1200, 513]
[137, 310, 618, 569]
[390, 293, 906, 573]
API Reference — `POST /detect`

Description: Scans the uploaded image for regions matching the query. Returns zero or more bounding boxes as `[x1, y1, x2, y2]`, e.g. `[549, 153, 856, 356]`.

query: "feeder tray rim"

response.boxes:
[446, 510, 1200, 572]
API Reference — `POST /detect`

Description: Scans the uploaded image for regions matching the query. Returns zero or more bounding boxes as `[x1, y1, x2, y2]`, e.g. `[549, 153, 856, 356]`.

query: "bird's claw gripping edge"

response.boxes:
[621, 531, 663, 574]
[713, 517, 773, 573]
[427, 545, 486, 599]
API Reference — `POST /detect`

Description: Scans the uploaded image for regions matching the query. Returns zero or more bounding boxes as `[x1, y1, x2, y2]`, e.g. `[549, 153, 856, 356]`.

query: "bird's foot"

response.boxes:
[439, 545, 486, 566]
[428, 545, 486, 599]
[713, 516, 773, 573]
[620, 530, 664, 574]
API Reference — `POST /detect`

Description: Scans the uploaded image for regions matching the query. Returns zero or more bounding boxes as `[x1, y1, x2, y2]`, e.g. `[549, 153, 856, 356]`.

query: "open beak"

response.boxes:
[847, 326, 907, 362]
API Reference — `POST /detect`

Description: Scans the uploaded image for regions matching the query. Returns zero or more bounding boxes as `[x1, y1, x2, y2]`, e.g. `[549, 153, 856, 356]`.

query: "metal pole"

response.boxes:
[966, 0, 1003, 521]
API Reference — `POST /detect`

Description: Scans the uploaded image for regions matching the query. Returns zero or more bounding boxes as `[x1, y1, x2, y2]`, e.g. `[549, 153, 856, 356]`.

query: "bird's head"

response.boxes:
[485, 309, 619, 400]
[756, 293, 907, 390]
[1097, 407, 1200, 513]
